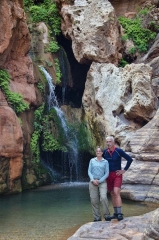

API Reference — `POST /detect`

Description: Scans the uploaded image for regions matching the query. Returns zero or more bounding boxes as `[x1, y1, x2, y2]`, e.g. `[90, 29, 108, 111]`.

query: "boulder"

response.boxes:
[59, 0, 121, 64]
[68, 209, 159, 240]
[82, 62, 157, 147]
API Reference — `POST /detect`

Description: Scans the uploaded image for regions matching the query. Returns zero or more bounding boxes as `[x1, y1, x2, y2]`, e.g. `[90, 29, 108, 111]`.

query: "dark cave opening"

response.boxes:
[56, 33, 90, 108]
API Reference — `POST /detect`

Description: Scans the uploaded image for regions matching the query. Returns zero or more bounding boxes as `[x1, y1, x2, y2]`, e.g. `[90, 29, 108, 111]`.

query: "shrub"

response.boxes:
[29, 6, 48, 23]
[0, 69, 29, 113]
[54, 58, 62, 84]
[118, 59, 129, 68]
[119, 10, 157, 53]
[45, 41, 60, 53]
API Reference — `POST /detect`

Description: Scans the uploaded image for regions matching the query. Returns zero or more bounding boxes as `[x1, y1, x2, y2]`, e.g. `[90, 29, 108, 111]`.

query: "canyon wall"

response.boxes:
[58, 0, 159, 203]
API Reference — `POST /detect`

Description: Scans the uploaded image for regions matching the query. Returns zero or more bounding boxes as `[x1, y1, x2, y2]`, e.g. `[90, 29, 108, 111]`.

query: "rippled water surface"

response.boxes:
[0, 183, 158, 240]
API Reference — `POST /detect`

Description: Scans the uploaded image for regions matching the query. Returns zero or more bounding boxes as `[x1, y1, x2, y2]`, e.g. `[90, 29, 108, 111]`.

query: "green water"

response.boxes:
[0, 183, 158, 240]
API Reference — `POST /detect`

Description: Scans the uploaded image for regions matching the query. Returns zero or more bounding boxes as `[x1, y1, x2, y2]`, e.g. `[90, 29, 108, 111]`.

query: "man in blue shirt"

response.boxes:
[88, 147, 110, 222]
[103, 136, 133, 221]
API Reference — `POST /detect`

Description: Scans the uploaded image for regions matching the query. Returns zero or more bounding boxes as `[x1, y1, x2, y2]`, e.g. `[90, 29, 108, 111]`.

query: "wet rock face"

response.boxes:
[59, 0, 121, 64]
[82, 62, 157, 147]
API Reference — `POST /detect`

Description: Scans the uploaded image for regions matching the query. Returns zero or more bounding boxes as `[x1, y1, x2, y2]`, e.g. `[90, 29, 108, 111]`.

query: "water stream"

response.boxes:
[0, 183, 158, 240]
[39, 67, 79, 182]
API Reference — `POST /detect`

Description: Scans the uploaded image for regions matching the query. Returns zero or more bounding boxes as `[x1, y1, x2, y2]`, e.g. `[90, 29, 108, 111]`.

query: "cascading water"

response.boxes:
[39, 66, 79, 182]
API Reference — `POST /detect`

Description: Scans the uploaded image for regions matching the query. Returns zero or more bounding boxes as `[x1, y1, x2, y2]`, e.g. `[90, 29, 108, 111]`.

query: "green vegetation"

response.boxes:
[0, 69, 29, 113]
[129, 47, 136, 55]
[118, 59, 129, 68]
[45, 41, 60, 53]
[30, 105, 67, 173]
[119, 8, 157, 53]
[30, 104, 45, 169]
[37, 82, 44, 93]
[54, 58, 62, 84]
[46, 60, 53, 67]
[28, 1, 61, 36]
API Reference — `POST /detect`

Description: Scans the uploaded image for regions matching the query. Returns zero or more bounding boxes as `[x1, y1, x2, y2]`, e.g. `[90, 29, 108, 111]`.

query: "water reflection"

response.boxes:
[0, 183, 158, 240]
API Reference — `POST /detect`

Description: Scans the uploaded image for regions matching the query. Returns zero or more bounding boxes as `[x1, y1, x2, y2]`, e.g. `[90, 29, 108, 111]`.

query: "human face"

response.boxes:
[96, 148, 103, 158]
[106, 139, 115, 150]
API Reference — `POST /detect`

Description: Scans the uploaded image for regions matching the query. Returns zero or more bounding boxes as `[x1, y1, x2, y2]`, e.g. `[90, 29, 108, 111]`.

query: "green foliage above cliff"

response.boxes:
[0, 69, 29, 113]
[119, 8, 157, 53]
[28, 1, 61, 35]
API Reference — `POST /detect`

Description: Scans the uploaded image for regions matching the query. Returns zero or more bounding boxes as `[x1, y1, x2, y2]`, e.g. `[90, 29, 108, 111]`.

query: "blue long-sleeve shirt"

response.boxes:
[88, 157, 109, 183]
[103, 148, 133, 172]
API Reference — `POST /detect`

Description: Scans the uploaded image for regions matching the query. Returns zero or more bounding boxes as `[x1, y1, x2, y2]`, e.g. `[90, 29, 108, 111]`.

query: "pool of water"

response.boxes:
[0, 182, 158, 240]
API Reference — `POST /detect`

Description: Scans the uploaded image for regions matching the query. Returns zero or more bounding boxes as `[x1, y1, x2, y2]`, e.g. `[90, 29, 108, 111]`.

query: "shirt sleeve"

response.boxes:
[119, 149, 133, 171]
[98, 160, 109, 183]
[88, 159, 94, 182]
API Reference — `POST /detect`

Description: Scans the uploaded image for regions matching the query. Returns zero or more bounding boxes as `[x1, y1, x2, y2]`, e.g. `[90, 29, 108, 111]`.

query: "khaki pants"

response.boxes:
[89, 181, 110, 220]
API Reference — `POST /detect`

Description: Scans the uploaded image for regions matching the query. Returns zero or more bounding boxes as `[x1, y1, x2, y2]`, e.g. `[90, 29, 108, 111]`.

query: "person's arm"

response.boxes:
[88, 159, 94, 182]
[98, 160, 109, 183]
[119, 149, 133, 171]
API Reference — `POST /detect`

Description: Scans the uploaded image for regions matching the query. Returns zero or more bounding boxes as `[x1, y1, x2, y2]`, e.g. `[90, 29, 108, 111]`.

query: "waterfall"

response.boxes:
[58, 47, 72, 105]
[39, 66, 79, 182]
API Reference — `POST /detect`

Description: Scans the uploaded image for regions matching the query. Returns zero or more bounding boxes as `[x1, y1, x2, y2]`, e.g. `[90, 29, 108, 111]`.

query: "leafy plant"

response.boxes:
[46, 60, 53, 67]
[54, 58, 62, 84]
[37, 82, 44, 93]
[29, 6, 48, 23]
[119, 8, 157, 53]
[29, 2, 61, 36]
[129, 47, 136, 54]
[118, 59, 129, 68]
[45, 41, 60, 53]
[0, 69, 29, 113]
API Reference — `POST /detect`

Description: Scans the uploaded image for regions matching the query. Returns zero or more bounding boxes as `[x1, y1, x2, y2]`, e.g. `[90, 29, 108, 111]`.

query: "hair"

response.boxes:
[106, 136, 114, 142]
[96, 146, 103, 152]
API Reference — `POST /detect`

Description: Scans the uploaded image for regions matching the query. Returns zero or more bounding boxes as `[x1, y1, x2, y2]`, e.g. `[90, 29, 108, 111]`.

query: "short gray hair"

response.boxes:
[106, 136, 114, 142]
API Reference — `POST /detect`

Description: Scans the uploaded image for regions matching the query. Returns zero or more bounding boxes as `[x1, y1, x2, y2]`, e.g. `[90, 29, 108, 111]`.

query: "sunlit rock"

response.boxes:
[59, 0, 121, 64]
[144, 208, 159, 239]
[68, 209, 159, 240]
[129, 109, 159, 155]
[82, 62, 157, 147]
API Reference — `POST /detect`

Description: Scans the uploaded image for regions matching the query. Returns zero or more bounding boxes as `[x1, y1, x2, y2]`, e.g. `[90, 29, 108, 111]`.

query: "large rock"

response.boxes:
[68, 209, 159, 240]
[0, 91, 23, 158]
[59, 0, 121, 64]
[109, 0, 150, 16]
[144, 208, 159, 239]
[0, 0, 38, 193]
[0, 0, 36, 106]
[0, 91, 23, 193]
[82, 62, 157, 147]
[129, 109, 159, 157]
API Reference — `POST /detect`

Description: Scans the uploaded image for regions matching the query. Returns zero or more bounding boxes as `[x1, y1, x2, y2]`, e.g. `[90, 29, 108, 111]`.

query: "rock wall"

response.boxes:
[0, 0, 42, 193]
[58, 0, 159, 203]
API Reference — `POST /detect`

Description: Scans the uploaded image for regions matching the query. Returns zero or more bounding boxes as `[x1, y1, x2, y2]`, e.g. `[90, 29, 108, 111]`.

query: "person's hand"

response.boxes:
[92, 180, 99, 185]
[116, 170, 126, 176]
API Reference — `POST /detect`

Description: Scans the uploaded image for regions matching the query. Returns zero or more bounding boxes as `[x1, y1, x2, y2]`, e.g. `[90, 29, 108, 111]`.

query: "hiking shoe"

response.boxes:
[105, 214, 118, 221]
[93, 218, 101, 222]
[117, 213, 124, 221]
